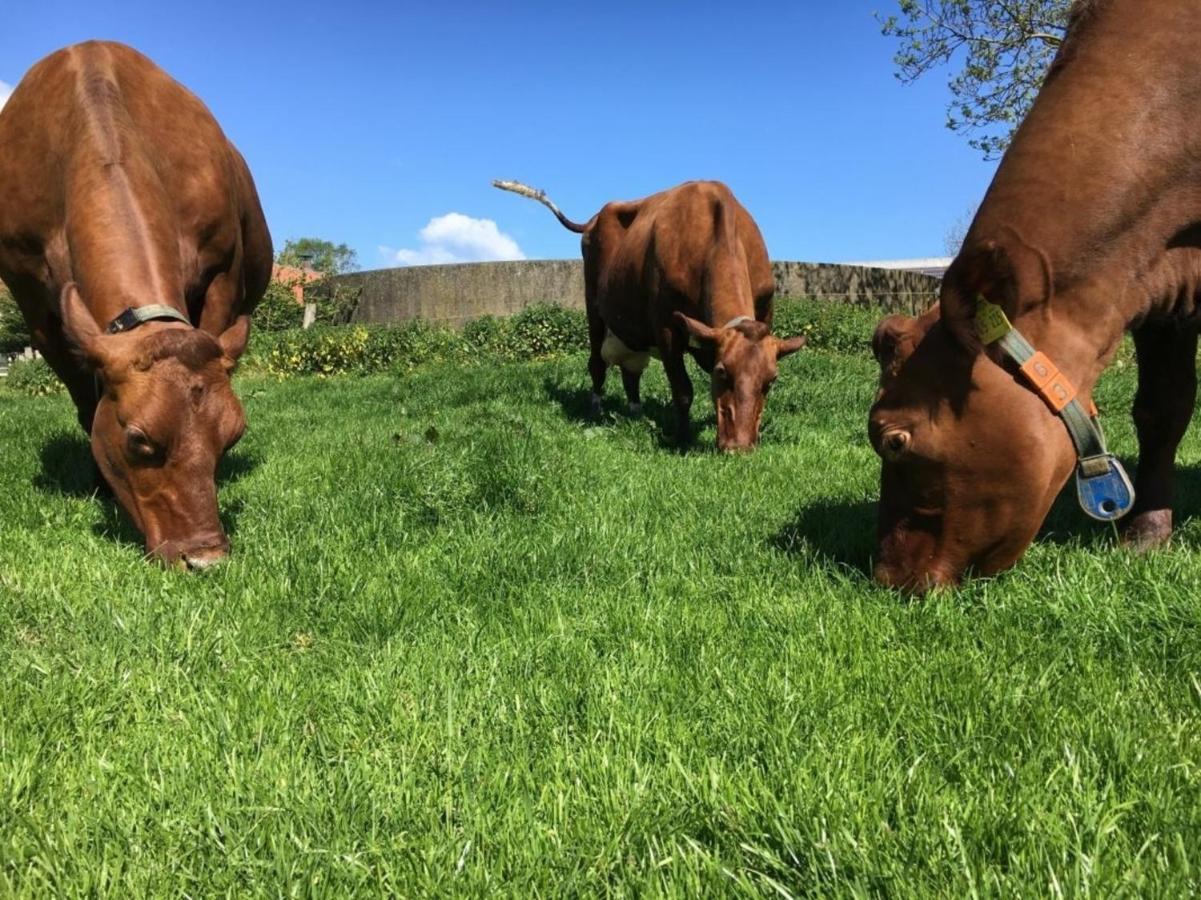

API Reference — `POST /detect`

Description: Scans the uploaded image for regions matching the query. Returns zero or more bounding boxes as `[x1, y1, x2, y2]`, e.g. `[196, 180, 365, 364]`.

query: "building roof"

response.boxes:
[845, 257, 953, 278]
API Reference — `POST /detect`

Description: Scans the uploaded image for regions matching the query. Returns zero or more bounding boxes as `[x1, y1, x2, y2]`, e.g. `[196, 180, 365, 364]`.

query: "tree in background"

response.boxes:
[262, 238, 362, 331]
[880, 0, 1072, 159]
[276, 238, 358, 276]
[0, 284, 32, 353]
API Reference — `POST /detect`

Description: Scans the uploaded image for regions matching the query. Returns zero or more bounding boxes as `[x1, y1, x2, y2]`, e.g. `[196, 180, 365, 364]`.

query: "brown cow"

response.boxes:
[494, 179, 805, 451]
[0, 42, 272, 568]
[869, 0, 1201, 591]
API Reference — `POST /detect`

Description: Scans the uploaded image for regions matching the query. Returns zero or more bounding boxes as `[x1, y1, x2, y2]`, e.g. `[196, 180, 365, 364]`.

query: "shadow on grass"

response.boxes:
[541, 376, 721, 455]
[34, 433, 98, 499]
[769, 497, 877, 576]
[1039, 459, 1201, 550]
[34, 429, 257, 550]
[771, 460, 1201, 580]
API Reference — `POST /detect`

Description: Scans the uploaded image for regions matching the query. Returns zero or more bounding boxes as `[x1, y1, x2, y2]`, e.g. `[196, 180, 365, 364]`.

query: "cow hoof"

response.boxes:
[589, 393, 603, 417]
[628, 402, 643, 417]
[1121, 509, 1173, 551]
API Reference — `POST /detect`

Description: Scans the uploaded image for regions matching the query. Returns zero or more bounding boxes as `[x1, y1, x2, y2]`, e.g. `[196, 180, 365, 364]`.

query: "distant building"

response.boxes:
[846, 257, 953, 279]
[271, 264, 324, 303]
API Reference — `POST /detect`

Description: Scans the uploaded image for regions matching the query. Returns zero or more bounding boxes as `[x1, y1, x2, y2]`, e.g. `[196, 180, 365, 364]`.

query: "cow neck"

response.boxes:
[65, 78, 187, 328]
[706, 295, 756, 331]
[974, 298, 1135, 523]
[963, 0, 1201, 391]
[999, 295, 1116, 409]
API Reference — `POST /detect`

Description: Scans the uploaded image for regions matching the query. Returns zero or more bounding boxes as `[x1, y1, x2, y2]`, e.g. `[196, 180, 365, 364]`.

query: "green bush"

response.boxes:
[246, 303, 589, 377]
[0, 288, 32, 354]
[257, 326, 374, 377]
[253, 278, 363, 333]
[460, 315, 512, 358]
[240, 299, 885, 379]
[507, 304, 588, 357]
[5, 357, 63, 396]
[772, 297, 881, 354]
[253, 280, 307, 332]
[251, 321, 465, 378]
[384, 319, 463, 370]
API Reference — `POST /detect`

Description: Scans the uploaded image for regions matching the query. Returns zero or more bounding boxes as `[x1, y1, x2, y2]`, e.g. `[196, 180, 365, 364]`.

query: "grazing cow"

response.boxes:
[494, 179, 805, 451]
[869, 0, 1201, 591]
[0, 42, 272, 568]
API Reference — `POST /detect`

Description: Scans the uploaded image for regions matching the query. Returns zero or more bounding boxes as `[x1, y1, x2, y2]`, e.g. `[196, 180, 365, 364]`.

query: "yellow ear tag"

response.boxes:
[974, 298, 1013, 345]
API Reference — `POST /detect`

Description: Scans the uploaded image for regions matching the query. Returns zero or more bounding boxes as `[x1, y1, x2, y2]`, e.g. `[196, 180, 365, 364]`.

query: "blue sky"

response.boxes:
[0, 1, 997, 269]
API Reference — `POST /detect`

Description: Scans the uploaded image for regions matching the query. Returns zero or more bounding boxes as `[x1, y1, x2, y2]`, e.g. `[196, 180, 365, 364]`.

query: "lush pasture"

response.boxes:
[1, 339, 1200, 896]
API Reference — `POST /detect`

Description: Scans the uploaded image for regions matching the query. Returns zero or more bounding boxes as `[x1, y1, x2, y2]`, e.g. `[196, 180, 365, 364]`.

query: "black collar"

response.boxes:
[105, 305, 191, 334]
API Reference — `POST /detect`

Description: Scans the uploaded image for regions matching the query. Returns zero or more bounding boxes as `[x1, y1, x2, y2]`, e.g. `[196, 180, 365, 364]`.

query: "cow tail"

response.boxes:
[492, 179, 590, 233]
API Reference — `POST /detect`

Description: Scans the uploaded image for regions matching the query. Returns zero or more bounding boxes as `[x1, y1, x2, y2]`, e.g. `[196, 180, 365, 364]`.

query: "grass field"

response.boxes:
[2, 344, 1201, 896]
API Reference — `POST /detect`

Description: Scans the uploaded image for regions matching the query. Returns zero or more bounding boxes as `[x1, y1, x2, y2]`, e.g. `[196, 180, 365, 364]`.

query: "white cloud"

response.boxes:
[0, 81, 12, 112]
[382, 212, 526, 267]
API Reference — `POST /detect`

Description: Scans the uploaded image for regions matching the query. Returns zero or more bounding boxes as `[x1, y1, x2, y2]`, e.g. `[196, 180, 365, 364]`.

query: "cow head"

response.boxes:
[674, 313, 806, 452]
[867, 243, 1080, 592]
[61, 283, 248, 569]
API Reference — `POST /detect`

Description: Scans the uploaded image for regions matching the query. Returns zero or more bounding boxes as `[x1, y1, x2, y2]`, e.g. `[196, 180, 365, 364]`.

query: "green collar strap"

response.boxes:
[974, 298, 1134, 522]
[105, 305, 191, 335]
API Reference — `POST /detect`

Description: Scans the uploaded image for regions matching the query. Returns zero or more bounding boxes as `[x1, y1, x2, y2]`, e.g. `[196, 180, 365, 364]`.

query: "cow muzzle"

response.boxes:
[148, 532, 230, 571]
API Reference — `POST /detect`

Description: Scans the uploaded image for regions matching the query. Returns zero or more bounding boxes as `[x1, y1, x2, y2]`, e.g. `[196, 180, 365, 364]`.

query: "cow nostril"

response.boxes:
[185, 549, 227, 571]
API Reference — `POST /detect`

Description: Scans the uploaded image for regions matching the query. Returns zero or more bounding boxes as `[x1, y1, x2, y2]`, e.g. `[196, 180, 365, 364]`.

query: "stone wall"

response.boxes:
[335, 259, 940, 327]
[339, 260, 584, 327]
[771, 262, 940, 316]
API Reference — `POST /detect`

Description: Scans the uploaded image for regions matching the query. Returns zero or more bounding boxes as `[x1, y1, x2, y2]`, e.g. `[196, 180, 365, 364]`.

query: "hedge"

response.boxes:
[3, 299, 884, 393]
[4, 357, 64, 396]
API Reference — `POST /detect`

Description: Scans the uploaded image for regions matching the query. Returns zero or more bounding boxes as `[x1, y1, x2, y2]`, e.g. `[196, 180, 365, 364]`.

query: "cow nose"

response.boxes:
[181, 533, 230, 571]
[873, 559, 958, 595]
[184, 545, 228, 571]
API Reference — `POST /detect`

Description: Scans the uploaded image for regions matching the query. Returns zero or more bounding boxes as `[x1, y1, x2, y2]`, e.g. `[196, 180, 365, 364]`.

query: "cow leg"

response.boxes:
[1122, 319, 1198, 549]
[621, 367, 644, 416]
[585, 304, 608, 417]
[660, 349, 693, 446]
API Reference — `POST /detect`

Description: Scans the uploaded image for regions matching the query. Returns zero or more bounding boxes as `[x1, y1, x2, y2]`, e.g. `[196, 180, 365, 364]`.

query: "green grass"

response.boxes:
[1, 347, 1200, 896]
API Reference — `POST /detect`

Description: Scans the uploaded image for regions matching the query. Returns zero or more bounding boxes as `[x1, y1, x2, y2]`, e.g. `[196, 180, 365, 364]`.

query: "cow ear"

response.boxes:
[218, 315, 251, 365]
[60, 282, 112, 371]
[874, 308, 945, 372]
[942, 237, 1050, 351]
[872, 315, 915, 369]
[674, 311, 718, 344]
[774, 334, 807, 360]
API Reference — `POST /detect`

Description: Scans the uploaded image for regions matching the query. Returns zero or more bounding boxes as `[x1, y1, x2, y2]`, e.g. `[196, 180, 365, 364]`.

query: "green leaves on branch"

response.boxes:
[0, 286, 32, 354]
[879, 0, 1072, 159]
[275, 237, 358, 276]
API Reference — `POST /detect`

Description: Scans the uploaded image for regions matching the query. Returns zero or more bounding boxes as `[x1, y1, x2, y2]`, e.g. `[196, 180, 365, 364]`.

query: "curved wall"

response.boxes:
[333, 259, 940, 327]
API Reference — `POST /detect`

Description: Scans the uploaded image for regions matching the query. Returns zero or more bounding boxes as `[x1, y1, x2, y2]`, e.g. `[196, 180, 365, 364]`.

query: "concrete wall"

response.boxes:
[335, 259, 941, 327]
[771, 262, 940, 316]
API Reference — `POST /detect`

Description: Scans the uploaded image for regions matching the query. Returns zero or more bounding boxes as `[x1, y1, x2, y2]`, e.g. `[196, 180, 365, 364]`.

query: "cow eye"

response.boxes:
[126, 428, 162, 461]
[714, 364, 729, 382]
